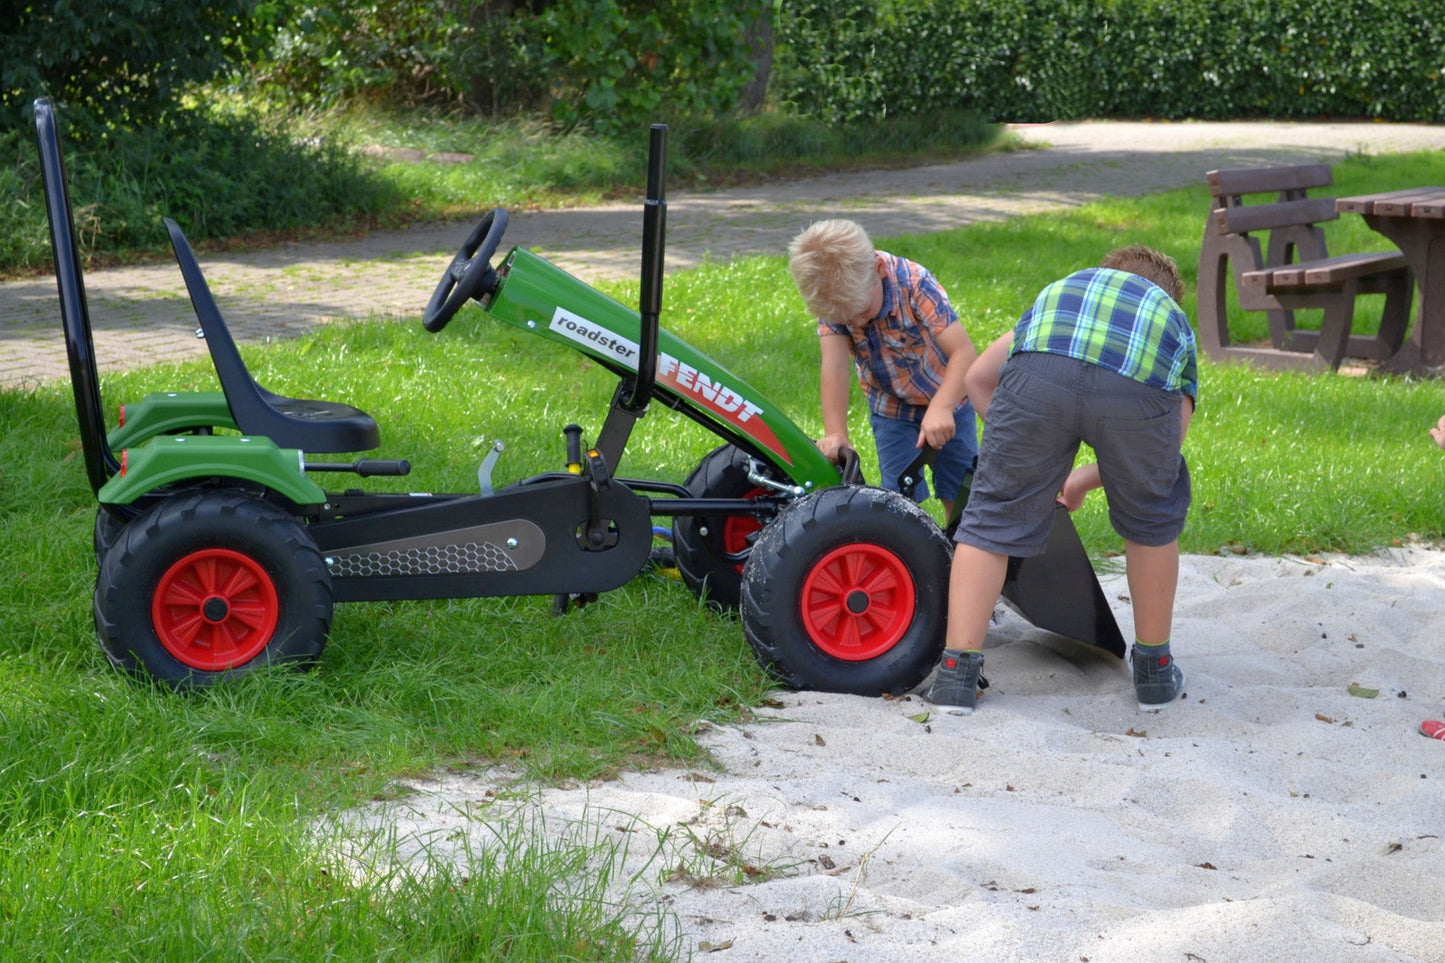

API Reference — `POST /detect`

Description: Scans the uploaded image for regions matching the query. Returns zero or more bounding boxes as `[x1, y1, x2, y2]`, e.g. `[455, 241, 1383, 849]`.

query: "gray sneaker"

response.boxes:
[1132, 645, 1185, 709]
[926, 650, 988, 715]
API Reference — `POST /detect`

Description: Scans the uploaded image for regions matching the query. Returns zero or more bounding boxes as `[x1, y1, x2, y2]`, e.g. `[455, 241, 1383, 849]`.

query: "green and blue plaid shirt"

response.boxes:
[1011, 267, 1198, 400]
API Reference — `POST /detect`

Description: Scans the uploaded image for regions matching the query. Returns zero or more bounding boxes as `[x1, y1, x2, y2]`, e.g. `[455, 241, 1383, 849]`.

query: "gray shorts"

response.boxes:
[955, 352, 1191, 556]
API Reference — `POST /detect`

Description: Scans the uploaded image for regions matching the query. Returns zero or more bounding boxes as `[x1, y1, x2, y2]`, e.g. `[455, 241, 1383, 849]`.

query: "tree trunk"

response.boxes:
[739, 5, 773, 112]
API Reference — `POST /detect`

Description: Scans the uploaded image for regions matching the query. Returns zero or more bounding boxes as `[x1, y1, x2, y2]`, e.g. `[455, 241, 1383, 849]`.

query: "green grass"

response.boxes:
[3, 148, 1445, 958]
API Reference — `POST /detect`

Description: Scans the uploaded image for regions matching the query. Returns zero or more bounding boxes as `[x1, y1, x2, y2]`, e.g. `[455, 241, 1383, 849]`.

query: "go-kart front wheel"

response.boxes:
[94, 490, 333, 689]
[739, 486, 951, 696]
[674, 444, 773, 610]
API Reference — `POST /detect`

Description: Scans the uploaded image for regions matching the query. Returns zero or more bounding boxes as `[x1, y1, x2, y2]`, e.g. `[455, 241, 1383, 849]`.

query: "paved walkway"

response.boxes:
[5, 119, 1445, 390]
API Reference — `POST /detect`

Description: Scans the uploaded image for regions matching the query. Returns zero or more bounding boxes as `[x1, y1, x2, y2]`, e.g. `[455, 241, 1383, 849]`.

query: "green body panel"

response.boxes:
[99, 434, 324, 506]
[108, 391, 235, 450]
[485, 248, 840, 489]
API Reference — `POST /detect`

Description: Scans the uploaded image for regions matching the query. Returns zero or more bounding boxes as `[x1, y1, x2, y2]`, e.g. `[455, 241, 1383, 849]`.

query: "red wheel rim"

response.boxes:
[151, 548, 280, 671]
[799, 543, 916, 661]
[721, 487, 767, 572]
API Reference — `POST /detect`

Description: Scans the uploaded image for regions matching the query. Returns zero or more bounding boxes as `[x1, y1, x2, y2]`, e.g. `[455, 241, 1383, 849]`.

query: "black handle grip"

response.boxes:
[564, 423, 583, 470]
[305, 459, 411, 476]
[354, 459, 411, 476]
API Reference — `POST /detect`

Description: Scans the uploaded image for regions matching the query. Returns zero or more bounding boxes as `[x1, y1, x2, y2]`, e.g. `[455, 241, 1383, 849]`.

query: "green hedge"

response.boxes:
[773, 0, 1445, 124]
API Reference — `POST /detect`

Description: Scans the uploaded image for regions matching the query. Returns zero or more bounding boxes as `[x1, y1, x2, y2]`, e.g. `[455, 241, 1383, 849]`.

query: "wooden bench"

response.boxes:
[1197, 163, 1414, 371]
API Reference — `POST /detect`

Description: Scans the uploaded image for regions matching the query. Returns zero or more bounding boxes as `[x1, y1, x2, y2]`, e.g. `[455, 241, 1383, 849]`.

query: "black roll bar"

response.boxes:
[33, 97, 122, 496]
[626, 123, 667, 412]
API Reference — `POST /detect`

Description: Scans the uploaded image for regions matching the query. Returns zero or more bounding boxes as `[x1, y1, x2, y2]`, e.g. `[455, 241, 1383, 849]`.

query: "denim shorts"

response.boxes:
[869, 400, 978, 504]
[955, 352, 1190, 555]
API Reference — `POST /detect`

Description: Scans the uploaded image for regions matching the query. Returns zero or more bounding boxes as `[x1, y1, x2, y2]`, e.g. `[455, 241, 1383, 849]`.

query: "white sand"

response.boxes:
[334, 548, 1445, 962]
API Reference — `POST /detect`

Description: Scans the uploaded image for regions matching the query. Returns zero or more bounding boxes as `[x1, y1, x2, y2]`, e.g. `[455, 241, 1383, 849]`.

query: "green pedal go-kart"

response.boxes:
[35, 97, 1123, 696]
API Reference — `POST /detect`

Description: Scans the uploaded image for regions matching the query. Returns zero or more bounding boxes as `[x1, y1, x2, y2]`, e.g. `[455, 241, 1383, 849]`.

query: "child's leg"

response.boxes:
[929, 542, 1006, 712]
[1078, 367, 1190, 707]
[1124, 538, 1179, 645]
[929, 353, 1080, 713]
[946, 543, 1008, 652]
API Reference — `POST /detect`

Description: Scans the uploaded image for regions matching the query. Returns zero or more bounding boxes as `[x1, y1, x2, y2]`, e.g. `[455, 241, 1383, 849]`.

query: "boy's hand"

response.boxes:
[1432, 414, 1445, 450]
[816, 433, 851, 461]
[916, 403, 957, 450]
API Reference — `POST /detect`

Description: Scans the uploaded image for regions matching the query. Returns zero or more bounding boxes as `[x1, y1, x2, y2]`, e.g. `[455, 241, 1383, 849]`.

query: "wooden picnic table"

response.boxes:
[1336, 187, 1445, 375]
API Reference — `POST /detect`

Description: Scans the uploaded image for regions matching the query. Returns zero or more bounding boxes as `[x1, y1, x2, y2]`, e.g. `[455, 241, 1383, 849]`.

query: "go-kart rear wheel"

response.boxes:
[740, 485, 951, 696]
[93, 506, 127, 563]
[674, 444, 772, 610]
[94, 490, 333, 689]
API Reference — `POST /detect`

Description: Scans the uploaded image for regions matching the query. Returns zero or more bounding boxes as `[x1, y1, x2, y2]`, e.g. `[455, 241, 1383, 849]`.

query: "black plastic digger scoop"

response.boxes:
[901, 452, 1126, 659]
[999, 504, 1126, 658]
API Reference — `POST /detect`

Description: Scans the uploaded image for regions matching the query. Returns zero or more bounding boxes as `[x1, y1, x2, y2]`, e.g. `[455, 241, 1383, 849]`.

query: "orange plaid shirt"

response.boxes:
[817, 251, 961, 422]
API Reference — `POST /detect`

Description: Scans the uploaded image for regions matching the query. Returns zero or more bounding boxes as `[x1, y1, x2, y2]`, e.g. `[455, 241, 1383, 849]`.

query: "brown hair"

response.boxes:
[1100, 245, 1184, 304]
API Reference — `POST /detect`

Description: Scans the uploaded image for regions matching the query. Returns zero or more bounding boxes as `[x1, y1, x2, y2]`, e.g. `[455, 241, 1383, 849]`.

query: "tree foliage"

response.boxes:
[536, 0, 768, 132]
[243, 0, 770, 132]
[0, 0, 260, 132]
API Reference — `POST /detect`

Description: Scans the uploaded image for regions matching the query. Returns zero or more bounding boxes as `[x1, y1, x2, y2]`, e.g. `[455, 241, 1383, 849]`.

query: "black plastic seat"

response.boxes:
[163, 217, 381, 453]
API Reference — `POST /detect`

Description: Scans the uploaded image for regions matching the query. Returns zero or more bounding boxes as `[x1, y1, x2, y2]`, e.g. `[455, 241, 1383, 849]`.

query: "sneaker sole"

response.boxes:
[1137, 668, 1186, 711]
[936, 704, 976, 716]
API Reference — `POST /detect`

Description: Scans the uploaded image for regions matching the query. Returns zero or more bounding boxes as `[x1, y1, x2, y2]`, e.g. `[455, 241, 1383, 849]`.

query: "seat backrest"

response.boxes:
[1207, 163, 1333, 202]
[33, 97, 121, 496]
[1202, 163, 1335, 276]
[164, 218, 380, 452]
[162, 217, 268, 417]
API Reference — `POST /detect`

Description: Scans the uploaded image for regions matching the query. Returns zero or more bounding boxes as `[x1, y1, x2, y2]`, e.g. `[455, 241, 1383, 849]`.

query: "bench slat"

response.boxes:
[1336, 191, 1407, 215]
[1207, 163, 1333, 198]
[1240, 251, 1407, 290]
[1373, 190, 1445, 216]
[1338, 189, 1445, 217]
[1214, 197, 1338, 235]
[1302, 251, 1407, 285]
[1412, 198, 1445, 218]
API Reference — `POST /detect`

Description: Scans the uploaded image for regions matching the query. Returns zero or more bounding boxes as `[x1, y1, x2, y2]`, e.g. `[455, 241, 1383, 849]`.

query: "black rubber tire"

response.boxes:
[740, 485, 951, 696]
[674, 444, 774, 610]
[93, 506, 127, 563]
[94, 490, 333, 689]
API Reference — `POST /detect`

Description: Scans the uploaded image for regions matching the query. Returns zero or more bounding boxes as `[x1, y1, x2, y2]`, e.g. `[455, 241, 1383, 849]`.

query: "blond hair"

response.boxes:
[788, 219, 877, 321]
[1100, 245, 1184, 304]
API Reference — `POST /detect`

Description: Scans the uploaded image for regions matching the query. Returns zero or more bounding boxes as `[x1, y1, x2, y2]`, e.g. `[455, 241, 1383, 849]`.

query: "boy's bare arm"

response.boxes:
[917, 323, 978, 449]
[817, 333, 854, 460]
[963, 333, 1011, 421]
[1430, 414, 1444, 449]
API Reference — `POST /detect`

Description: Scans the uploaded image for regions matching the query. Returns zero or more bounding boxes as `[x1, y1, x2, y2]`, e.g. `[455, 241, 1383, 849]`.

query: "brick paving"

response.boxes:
[5, 118, 1445, 391]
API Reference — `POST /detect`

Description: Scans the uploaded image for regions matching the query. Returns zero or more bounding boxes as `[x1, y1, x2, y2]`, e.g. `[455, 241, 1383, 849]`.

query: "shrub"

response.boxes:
[4, 103, 390, 270]
[772, 0, 1445, 124]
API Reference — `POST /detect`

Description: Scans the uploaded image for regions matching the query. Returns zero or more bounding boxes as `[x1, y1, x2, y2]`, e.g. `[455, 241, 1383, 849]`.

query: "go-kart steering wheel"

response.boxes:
[423, 208, 510, 332]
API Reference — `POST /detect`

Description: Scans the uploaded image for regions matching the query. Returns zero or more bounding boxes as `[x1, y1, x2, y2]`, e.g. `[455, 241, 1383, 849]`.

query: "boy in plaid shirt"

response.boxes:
[788, 219, 980, 516]
[929, 245, 1197, 715]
